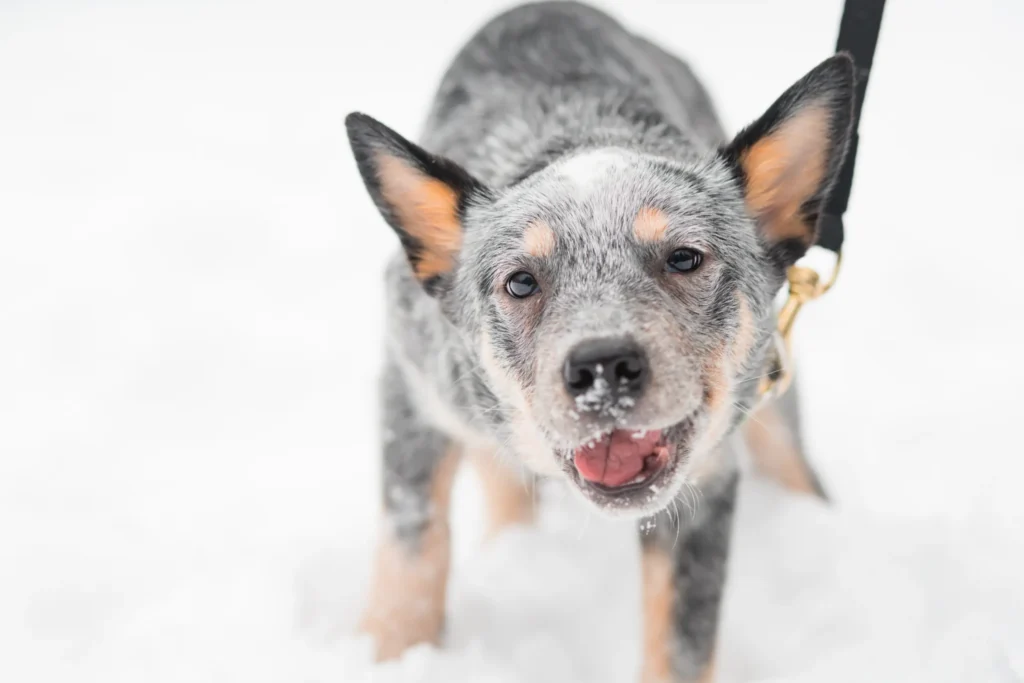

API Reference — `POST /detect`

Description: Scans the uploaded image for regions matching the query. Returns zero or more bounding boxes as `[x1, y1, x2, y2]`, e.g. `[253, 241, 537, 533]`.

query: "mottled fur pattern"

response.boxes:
[346, 2, 854, 679]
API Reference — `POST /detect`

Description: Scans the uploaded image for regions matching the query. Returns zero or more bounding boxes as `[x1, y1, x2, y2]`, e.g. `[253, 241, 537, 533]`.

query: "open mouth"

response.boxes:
[561, 416, 696, 510]
[574, 429, 672, 494]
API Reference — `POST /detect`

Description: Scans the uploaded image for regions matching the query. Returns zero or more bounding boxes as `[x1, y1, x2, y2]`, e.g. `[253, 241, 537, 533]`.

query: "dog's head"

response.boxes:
[347, 56, 854, 517]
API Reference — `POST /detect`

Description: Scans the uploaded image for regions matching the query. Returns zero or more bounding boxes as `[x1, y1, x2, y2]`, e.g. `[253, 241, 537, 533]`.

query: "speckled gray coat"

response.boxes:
[346, 2, 853, 678]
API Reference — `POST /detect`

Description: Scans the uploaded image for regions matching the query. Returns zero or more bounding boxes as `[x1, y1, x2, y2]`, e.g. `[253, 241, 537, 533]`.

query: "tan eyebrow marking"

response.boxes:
[634, 206, 669, 242]
[523, 220, 556, 257]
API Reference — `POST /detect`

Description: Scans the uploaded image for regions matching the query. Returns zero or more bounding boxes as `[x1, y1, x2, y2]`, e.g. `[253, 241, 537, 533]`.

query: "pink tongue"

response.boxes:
[573, 430, 663, 487]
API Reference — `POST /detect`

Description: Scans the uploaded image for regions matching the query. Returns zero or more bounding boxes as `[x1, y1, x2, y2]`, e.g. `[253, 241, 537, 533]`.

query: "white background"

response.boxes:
[2, 1, 1022, 681]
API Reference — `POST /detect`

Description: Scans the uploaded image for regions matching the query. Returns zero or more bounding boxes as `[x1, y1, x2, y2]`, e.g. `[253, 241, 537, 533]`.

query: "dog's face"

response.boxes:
[347, 56, 854, 517]
[458, 152, 772, 515]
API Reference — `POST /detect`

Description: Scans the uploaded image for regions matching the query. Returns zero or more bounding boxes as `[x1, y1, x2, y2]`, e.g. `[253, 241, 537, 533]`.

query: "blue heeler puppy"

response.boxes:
[345, 2, 853, 680]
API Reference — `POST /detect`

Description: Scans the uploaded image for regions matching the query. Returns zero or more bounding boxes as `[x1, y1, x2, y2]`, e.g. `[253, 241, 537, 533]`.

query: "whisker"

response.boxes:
[682, 480, 702, 518]
[732, 401, 769, 430]
[672, 498, 683, 551]
[736, 369, 785, 384]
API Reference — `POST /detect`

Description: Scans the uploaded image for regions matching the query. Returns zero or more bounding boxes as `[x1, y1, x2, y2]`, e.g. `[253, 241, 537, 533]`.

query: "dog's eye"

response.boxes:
[506, 271, 540, 298]
[666, 248, 703, 274]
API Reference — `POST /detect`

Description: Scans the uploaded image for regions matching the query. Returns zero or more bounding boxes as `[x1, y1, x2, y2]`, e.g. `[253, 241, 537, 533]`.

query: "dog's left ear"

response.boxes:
[345, 112, 490, 292]
[722, 54, 855, 267]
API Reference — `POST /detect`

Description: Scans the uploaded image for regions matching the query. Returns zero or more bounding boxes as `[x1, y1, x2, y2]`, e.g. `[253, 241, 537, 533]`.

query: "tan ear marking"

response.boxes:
[739, 105, 829, 243]
[523, 220, 556, 258]
[634, 207, 669, 243]
[377, 154, 462, 280]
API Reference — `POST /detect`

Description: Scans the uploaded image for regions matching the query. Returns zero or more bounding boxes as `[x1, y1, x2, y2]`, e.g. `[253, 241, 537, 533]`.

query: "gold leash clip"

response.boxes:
[757, 252, 842, 402]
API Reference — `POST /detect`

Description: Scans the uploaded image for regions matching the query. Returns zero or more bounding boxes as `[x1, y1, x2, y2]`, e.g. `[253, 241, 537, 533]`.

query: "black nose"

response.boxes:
[563, 338, 648, 398]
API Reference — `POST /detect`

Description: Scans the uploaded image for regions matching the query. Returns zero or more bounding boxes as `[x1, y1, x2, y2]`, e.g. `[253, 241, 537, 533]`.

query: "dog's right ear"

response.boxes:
[345, 113, 490, 292]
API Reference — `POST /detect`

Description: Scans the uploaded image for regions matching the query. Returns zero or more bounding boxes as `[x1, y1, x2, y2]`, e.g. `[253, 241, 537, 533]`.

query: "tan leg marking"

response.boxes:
[359, 448, 461, 661]
[642, 546, 675, 683]
[642, 546, 721, 683]
[696, 654, 717, 683]
[744, 401, 818, 496]
[469, 447, 535, 539]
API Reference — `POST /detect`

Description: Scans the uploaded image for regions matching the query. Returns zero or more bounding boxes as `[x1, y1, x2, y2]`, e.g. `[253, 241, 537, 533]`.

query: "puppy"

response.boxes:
[345, 2, 852, 680]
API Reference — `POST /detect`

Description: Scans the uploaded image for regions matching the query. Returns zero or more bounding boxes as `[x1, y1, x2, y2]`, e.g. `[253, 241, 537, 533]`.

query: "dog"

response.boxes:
[345, 2, 852, 680]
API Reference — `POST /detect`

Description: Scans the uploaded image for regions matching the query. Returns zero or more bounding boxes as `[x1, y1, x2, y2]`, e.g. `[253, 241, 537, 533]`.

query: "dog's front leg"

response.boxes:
[640, 470, 738, 683]
[359, 365, 460, 661]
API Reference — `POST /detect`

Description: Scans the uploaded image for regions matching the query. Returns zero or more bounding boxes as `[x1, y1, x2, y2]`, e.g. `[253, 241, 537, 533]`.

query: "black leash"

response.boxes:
[816, 0, 886, 254]
[755, 0, 888, 403]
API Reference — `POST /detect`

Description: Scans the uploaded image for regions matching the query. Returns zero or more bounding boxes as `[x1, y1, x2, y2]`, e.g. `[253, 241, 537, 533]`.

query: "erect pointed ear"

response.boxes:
[345, 112, 490, 291]
[722, 54, 855, 267]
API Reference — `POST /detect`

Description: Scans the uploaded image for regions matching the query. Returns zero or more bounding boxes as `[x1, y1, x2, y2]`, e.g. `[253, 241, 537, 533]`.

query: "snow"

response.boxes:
[1, 1, 1022, 682]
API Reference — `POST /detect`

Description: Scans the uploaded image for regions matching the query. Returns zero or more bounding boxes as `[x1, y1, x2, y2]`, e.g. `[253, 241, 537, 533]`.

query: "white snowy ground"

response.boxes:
[2, 1, 1022, 681]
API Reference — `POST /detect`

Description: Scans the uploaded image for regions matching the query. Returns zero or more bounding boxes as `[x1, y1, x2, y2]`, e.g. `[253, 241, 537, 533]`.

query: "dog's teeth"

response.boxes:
[626, 472, 649, 485]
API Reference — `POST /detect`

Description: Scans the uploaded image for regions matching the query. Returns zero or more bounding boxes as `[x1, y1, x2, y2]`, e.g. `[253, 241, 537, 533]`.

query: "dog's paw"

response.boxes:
[357, 532, 450, 662]
[358, 602, 444, 662]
